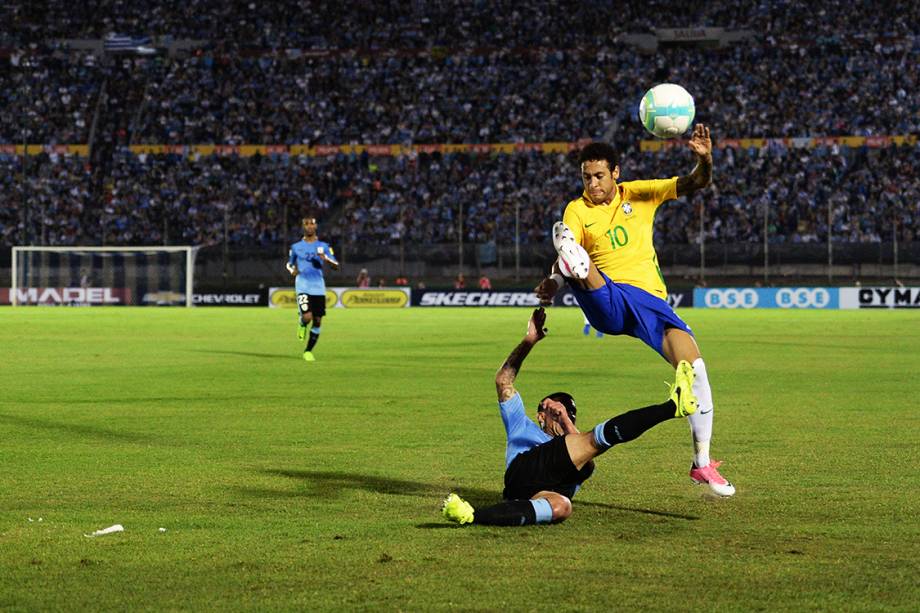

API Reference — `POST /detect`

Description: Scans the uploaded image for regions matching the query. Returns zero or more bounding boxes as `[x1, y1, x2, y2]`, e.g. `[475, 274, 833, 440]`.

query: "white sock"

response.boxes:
[688, 357, 713, 467]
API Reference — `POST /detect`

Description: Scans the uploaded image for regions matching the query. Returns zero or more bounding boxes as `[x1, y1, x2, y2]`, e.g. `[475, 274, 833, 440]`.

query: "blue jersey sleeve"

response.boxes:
[499, 392, 551, 467]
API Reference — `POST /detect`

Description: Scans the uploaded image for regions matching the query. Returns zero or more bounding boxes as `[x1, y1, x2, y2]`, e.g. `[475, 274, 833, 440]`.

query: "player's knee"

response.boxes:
[545, 493, 572, 522]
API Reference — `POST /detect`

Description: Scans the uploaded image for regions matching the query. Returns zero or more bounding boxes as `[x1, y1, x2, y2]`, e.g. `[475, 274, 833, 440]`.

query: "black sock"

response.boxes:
[307, 330, 320, 351]
[601, 400, 676, 448]
[473, 500, 537, 527]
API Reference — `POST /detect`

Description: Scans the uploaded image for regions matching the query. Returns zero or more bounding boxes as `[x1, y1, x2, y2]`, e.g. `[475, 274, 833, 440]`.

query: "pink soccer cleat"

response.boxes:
[690, 460, 736, 497]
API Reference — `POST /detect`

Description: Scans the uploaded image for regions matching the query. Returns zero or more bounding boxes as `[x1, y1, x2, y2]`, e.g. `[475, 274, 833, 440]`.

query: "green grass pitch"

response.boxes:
[1, 306, 918, 611]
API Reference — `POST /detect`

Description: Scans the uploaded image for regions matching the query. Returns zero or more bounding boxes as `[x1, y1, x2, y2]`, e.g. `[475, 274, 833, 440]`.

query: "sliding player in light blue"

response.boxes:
[442, 307, 697, 527]
[286, 216, 339, 362]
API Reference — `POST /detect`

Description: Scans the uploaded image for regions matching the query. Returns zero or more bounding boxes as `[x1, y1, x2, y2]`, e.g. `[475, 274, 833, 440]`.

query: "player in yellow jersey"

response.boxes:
[534, 124, 735, 496]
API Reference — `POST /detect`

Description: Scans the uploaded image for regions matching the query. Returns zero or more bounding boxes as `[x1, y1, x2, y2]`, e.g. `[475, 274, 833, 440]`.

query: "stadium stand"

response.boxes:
[3, 1, 918, 46]
[1, 0, 917, 283]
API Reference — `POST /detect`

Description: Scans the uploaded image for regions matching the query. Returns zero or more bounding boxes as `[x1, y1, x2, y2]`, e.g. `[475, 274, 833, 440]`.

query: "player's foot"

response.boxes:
[302, 351, 315, 362]
[552, 222, 590, 279]
[442, 493, 474, 525]
[297, 323, 307, 341]
[690, 460, 736, 496]
[668, 360, 698, 417]
[595, 330, 604, 338]
[583, 323, 591, 336]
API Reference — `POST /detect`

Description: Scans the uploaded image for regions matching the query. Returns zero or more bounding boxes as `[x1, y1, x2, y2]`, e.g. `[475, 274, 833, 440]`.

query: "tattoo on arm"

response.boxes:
[676, 155, 713, 197]
[495, 340, 535, 402]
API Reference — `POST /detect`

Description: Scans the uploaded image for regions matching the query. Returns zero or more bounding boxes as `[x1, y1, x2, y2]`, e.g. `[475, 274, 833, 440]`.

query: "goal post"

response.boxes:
[10, 246, 199, 307]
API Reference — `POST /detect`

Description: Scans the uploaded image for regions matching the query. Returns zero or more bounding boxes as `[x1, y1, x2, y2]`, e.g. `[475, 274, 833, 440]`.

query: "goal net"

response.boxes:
[9, 246, 198, 307]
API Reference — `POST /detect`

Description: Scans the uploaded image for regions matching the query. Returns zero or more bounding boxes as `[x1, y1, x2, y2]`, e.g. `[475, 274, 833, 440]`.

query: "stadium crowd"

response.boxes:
[3, 0, 918, 48]
[0, 50, 103, 144]
[2, 1, 918, 146]
[97, 40, 920, 145]
[5, 144, 916, 249]
[1, 0, 918, 253]
[103, 151, 336, 246]
[324, 145, 920, 248]
[0, 153, 93, 245]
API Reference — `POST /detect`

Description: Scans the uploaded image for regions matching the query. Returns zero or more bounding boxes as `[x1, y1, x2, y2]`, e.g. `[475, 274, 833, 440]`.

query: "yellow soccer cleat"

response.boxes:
[302, 351, 316, 362]
[668, 360, 698, 417]
[441, 493, 474, 525]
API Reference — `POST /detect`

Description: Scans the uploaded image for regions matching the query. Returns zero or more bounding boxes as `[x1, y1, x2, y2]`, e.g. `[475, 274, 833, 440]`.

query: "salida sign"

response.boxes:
[1, 287, 131, 305]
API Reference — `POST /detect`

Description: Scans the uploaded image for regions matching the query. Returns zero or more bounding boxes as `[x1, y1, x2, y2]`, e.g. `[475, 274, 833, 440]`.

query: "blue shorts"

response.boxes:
[569, 275, 692, 359]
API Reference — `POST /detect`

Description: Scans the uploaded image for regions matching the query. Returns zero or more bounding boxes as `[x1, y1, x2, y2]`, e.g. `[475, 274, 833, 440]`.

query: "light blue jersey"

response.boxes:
[499, 392, 551, 467]
[288, 239, 336, 295]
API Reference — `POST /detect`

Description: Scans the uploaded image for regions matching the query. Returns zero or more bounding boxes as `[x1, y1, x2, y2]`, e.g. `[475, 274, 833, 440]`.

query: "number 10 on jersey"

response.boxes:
[606, 226, 629, 250]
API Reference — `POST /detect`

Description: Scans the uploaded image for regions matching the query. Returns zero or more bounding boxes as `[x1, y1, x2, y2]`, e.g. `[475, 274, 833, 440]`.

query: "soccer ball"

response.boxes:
[638, 83, 695, 138]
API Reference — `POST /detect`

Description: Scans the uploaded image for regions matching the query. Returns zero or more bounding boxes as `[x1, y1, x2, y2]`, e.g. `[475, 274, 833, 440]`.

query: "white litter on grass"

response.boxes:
[84, 524, 124, 538]
[27, 517, 43, 522]
[158, 527, 167, 533]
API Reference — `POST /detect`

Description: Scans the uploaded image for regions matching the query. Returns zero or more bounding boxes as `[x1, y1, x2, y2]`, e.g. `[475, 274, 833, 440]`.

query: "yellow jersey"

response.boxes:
[562, 177, 678, 299]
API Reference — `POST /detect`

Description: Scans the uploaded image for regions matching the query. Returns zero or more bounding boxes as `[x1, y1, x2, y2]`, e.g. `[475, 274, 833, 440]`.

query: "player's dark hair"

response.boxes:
[538, 392, 577, 424]
[578, 142, 618, 172]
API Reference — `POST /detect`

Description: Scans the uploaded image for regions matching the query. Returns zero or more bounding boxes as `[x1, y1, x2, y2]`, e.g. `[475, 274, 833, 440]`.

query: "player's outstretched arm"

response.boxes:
[676, 124, 713, 197]
[495, 308, 547, 402]
[534, 261, 563, 306]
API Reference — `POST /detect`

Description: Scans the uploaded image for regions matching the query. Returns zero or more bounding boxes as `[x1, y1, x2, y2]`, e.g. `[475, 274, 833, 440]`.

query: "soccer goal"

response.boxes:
[10, 246, 199, 307]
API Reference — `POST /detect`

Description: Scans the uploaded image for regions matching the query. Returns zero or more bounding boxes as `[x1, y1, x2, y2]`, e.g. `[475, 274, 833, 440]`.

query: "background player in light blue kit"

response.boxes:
[286, 216, 339, 362]
[582, 313, 603, 338]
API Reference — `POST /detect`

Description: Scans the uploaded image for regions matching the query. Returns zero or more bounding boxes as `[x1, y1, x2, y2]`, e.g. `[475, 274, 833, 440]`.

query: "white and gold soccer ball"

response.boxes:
[638, 83, 696, 138]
